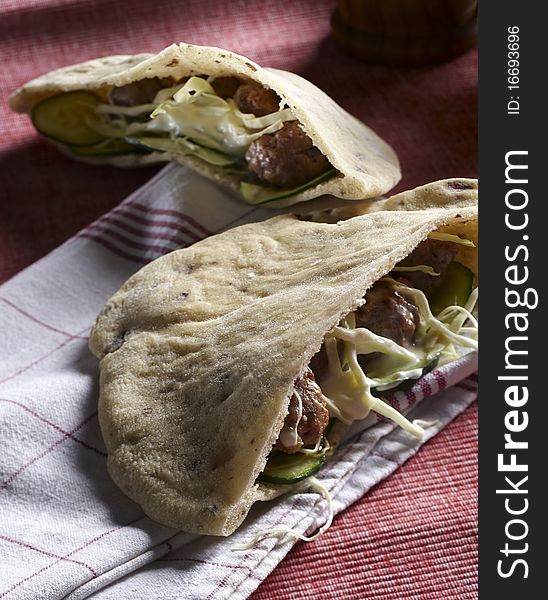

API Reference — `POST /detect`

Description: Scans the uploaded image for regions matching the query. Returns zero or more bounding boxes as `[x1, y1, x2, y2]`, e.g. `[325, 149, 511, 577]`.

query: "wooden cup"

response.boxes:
[331, 0, 477, 66]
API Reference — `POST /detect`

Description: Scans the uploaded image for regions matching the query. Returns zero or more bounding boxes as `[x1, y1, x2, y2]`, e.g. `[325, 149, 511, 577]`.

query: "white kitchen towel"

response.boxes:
[0, 163, 478, 600]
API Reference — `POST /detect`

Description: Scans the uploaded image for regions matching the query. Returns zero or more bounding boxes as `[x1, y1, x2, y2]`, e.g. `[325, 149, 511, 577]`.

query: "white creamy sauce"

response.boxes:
[96, 77, 296, 157]
[332, 326, 417, 361]
[278, 390, 303, 449]
[247, 235, 478, 551]
[394, 283, 478, 352]
[149, 104, 262, 155]
[427, 232, 476, 247]
[317, 278, 478, 439]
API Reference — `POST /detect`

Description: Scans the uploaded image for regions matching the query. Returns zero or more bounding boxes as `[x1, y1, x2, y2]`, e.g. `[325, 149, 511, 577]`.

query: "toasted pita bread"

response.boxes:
[10, 43, 400, 206]
[88, 178, 477, 536]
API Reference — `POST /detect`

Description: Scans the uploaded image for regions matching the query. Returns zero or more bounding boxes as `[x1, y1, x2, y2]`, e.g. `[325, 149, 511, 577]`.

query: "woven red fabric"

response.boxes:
[252, 401, 478, 600]
[0, 1, 477, 597]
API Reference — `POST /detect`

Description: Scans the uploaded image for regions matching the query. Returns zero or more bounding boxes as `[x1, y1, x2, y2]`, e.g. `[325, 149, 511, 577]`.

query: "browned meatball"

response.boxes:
[245, 121, 331, 188]
[308, 346, 328, 378]
[274, 368, 329, 454]
[233, 83, 280, 116]
[356, 280, 420, 348]
[109, 77, 173, 106]
[210, 76, 241, 99]
[394, 239, 459, 297]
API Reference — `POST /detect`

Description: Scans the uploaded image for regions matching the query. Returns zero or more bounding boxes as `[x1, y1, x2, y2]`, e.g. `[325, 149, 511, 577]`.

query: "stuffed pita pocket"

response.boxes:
[9, 43, 400, 207]
[89, 178, 478, 536]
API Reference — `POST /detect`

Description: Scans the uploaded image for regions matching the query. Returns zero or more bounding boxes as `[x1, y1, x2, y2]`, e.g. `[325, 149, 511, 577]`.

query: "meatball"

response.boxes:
[393, 239, 459, 297]
[233, 83, 280, 116]
[245, 121, 331, 188]
[308, 346, 328, 378]
[274, 368, 329, 454]
[356, 280, 420, 348]
[210, 76, 241, 99]
[109, 77, 174, 106]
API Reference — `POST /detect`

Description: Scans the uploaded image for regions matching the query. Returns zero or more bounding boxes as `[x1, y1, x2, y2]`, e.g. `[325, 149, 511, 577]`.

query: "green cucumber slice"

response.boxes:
[240, 168, 338, 206]
[32, 91, 106, 147]
[69, 138, 150, 157]
[372, 356, 439, 397]
[430, 261, 474, 316]
[258, 452, 325, 485]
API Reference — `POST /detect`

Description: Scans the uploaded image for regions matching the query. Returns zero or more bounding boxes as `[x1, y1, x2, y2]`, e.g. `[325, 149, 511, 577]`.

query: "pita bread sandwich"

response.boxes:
[9, 43, 400, 207]
[88, 178, 478, 537]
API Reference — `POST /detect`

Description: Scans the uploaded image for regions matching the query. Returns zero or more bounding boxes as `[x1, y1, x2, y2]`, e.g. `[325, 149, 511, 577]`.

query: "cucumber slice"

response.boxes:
[258, 452, 325, 485]
[69, 138, 150, 157]
[430, 261, 474, 316]
[32, 91, 106, 147]
[240, 168, 338, 206]
[372, 356, 439, 397]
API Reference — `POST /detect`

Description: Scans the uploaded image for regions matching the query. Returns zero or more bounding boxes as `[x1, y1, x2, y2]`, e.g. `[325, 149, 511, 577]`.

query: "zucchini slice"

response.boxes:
[258, 452, 325, 485]
[430, 261, 474, 316]
[32, 91, 106, 147]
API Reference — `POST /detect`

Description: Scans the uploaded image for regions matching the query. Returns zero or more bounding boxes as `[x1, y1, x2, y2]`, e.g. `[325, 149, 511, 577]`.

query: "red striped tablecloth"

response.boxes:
[0, 1, 477, 597]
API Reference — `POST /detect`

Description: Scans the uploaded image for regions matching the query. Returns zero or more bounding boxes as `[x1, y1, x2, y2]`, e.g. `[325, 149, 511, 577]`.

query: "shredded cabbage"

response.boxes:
[413, 419, 440, 429]
[297, 434, 331, 456]
[90, 76, 295, 161]
[125, 136, 234, 166]
[82, 76, 336, 197]
[231, 477, 333, 551]
[428, 232, 476, 247]
[248, 265, 478, 550]
[319, 278, 478, 438]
